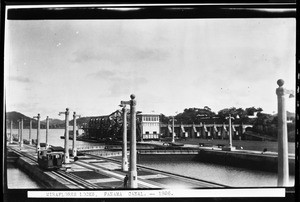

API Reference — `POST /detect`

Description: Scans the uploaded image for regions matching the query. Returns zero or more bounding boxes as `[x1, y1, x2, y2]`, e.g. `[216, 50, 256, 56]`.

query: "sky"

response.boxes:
[4, 18, 296, 120]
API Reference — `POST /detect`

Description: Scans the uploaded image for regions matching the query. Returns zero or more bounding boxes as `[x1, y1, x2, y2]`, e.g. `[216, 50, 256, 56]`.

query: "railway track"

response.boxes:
[7, 146, 101, 189]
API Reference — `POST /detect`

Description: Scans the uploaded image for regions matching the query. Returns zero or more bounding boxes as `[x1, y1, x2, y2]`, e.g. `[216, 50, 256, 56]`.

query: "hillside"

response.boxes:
[5, 111, 40, 128]
[6, 111, 91, 129]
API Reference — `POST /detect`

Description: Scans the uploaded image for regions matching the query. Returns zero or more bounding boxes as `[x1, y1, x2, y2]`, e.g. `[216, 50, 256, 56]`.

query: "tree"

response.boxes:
[175, 107, 216, 124]
[245, 107, 263, 116]
[252, 112, 276, 137]
[217, 107, 239, 119]
[159, 114, 170, 124]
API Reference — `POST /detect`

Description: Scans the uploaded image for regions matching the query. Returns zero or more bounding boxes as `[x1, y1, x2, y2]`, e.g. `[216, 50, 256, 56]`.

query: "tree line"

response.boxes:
[160, 106, 295, 141]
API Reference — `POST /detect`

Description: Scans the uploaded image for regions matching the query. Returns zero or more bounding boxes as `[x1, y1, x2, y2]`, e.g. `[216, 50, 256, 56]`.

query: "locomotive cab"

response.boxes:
[38, 146, 64, 170]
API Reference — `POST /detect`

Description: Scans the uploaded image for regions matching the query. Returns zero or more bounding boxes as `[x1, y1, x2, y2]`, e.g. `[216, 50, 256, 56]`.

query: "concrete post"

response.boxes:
[129, 94, 138, 188]
[33, 114, 41, 152]
[222, 115, 235, 151]
[192, 123, 195, 139]
[276, 79, 294, 186]
[172, 116, 175, 143]
[62, 108, 70, 164]
[46, 116, 49, 148]
[29, 119, 32, 145]
[229, 114, 232, 147]
[72, 112, 80, 157]
[18, 121, 20, 143]
[121, 106, 128, 171]
[10, 120, 13, 144]
[20, 119, 23, 147]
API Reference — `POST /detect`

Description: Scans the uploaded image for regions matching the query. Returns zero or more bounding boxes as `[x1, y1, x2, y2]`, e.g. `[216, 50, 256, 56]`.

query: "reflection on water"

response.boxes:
[141, 160, 295, 187]
[7, 163, 41, 189]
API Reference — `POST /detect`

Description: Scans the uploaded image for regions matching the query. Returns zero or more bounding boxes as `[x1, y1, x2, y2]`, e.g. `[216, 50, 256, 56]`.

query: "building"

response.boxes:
[137, 113, 160, 140]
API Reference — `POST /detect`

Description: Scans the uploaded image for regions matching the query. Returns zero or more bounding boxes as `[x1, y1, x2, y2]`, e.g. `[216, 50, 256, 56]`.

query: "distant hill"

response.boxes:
[5, 111, 39, 128]
[5, 111, 91, 129]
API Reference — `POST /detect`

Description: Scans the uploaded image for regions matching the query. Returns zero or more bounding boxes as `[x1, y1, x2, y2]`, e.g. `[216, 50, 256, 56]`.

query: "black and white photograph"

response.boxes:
[2, 1, 297, 201]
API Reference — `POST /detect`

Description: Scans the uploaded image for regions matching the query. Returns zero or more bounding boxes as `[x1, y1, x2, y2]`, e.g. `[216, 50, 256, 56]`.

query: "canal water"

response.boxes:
[6, 163, 42, 189]
[6, 129, 295, 188]
[140, 160, 295, 187]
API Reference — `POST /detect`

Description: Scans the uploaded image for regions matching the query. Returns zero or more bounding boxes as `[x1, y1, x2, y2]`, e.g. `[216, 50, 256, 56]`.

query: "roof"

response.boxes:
[137, 112, 160, 116]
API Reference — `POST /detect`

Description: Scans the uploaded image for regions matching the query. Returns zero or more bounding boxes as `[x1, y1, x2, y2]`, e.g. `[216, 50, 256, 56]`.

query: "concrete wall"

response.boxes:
[138, 150, 295, 174]
[15, 157, 69, 188]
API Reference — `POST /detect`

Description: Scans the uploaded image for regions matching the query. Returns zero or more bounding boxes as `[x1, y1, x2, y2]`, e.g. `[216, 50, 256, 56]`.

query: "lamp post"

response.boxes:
[10, 120, 13, 144]
[119, 104, 129, 172]
[20, 118, 23, 148]
[72, 112, 81, 157]
[222, 114, 236, 151]
[121, 94, 138, 188]
[46, 116, 49, 148]
[172, 116, 175, 143]
[33, 114, 41, 152]
[276, 79, 294, 186]
[17, 121, 20, 144]
[29, 119, 32, 145]
[170, 112, 178, 143]
[59, 108, 70, 164]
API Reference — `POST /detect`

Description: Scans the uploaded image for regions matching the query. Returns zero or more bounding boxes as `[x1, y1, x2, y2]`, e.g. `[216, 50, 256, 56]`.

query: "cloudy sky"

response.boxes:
[4, 18, 295, 120]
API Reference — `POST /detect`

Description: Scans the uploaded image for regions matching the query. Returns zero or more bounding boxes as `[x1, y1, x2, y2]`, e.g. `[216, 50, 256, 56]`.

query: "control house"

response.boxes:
[137, 113, 160, 140]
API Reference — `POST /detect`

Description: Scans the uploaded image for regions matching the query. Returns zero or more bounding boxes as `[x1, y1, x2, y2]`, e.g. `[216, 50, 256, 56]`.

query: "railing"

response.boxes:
[138, 149, 199, 154]
[77, 146, 105, 151]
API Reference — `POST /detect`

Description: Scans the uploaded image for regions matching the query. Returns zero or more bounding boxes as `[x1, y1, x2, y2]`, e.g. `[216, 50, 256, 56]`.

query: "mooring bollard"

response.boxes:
[73, 112, 81, 157]
[276, 79, 294, 186]
[59, 108, 70, 164]
[119, 104, 129, 172]
[29, 119, 32, 145]
[33, 114, 41, 152]
[46, 116, 49, 148]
